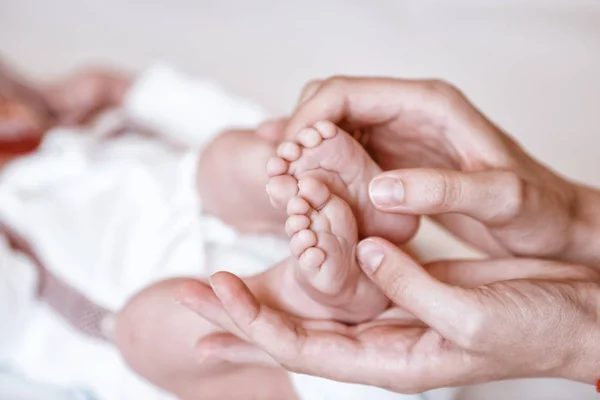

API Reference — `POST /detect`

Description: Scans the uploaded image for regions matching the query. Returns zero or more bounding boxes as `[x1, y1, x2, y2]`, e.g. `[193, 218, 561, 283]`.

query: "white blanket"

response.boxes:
[0, 65, 420, 400]
[0, 64, 280, 400]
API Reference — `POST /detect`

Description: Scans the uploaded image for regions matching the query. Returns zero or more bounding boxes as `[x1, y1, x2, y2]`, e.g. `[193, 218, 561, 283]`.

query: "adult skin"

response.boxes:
[180, 76, 600, 392]
[260, 77, 600, 268]
[185, 251, 600, 393]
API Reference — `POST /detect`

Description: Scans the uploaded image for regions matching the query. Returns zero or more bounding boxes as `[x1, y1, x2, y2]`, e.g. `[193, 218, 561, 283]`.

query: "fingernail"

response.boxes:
[356, 240, 385, 273]
[208, 276, 217, 290]
[208, 275, 220, 296]
[369, 177, 404, 207]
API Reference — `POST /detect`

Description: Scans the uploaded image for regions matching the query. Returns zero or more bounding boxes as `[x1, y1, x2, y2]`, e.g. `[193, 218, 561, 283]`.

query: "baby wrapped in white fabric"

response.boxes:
[0, 64, 420, 400]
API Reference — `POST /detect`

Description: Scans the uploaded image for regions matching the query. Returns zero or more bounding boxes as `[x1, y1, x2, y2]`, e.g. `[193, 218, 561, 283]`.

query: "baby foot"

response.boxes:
[284, 177, 389, 323]
[267, 120, 419, 245]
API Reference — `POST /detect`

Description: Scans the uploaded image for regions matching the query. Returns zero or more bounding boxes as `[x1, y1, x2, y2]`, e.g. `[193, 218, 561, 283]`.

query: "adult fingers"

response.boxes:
[369, 168, 528, 225]
[256, 117, 288, 143]
[356, 238, 477, 345]
[176, 280, 248, 340]
[283, 77, 462, 141]
[297, 79, 323, 105]
[207, 271, 381, 382]
[425, 258, 600, 288]
[196, 332, 277, 366]
[178, 280, 285, 367]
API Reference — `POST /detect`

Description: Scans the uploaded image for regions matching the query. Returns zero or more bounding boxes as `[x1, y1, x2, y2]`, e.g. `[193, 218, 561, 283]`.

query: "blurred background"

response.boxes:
[1, 1, 600, 399]
[2, 0, 600, 184]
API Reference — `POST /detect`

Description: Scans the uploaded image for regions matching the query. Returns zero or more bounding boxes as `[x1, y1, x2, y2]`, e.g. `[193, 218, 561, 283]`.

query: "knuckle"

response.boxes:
[321, 75, 353, 96]
[495, 171, 525, 222]
[382, 270, 411, 303]
[455, 298, 489, 350]
[323, 75, 350, 87]
[423, 79, 465, 110]
[299, 79, 323, 100]
[426, 171, 462, 211]
[304, 78, 323, 90]
[425, 78, 454, 93]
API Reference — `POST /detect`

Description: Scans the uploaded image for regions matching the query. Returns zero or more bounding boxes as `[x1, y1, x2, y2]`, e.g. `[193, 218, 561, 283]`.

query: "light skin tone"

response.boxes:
[181, 76, 600, 392]
[0, 63, 295, 399]
[115, 274, 298, 400]
[191, 252, 600, 392]
[260, 77, 600, 267]
[2, 63, 398, 397]
[115, 124, 409, 397]
[12, 67, 600, 393]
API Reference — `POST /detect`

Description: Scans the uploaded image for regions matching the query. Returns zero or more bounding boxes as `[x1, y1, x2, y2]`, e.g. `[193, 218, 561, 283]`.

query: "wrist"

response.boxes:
[565, 184, 600, 268]
[554, 284, 600, 386]
[558, 330, 600, 387]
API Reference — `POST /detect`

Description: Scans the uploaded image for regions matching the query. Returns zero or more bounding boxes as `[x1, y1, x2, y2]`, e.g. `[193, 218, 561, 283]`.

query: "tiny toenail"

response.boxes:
[314, 121, 336, 138]
[356, 240, 384, 274]
[369, 177, 404, 207]
[267, 157, 285, 174]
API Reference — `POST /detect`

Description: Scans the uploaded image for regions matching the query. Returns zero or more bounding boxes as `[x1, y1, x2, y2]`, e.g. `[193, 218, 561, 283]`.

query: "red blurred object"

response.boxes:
[0, 134, 42, 158]
[0, 94, 47, 166]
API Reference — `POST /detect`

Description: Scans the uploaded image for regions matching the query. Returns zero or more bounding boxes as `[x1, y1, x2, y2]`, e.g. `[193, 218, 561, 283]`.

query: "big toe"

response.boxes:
[297, 177, 330, 210]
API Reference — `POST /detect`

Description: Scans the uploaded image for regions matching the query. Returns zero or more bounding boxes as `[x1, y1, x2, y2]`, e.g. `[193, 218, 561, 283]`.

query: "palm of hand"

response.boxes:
[206, 278, 591, 393]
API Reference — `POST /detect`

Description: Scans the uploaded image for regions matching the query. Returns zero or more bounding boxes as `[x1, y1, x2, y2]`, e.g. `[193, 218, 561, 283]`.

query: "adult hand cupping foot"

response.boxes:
[184, 249, 600, 393]
[184, 75, 600, 393]
[261, 77, 600, 267]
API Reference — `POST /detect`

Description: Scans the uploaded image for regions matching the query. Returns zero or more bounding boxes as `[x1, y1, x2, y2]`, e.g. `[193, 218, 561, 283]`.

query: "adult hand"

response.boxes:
[183, 241, 600, 393]
[261, 77, 600, 267]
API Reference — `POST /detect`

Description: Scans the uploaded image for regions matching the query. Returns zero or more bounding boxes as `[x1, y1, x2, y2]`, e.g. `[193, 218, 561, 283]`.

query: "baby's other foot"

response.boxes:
[267, 120, 419, 245]
[285, 177, 388, 323]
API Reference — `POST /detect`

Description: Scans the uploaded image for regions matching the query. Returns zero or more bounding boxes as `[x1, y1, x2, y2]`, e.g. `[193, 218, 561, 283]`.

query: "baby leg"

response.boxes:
[197, 129, 286, 235]
[115, 277, 296, 400]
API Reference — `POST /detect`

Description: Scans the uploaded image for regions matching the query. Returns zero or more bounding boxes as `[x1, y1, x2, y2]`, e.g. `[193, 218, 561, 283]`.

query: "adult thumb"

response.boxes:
[368, 169, 523, 224]
[356, 238, 476, 343]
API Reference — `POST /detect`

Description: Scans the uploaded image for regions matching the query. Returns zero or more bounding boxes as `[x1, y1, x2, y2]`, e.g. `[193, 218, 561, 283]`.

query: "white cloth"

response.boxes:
[0, 64, 419, 400]
[0, 235, 38, 361]
[0, 64, 276, 400]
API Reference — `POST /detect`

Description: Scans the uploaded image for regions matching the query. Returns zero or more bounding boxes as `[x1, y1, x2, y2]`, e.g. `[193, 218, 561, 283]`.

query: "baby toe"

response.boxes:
[313, 121, 338, 139]
[298, 177, 331, 210]
[285, 215, 311, 237]
[277, 141, 302, 161]
[290, 229, 318, 258]
[296, 127, 323, 148]
[266, 157, 288, 177]
[298, 247, 326, 272]
[286, 196, 311, 215]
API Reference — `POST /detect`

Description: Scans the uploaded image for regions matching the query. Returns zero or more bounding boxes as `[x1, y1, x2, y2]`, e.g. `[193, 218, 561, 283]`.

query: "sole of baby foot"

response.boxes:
[269, 120, 419, 245]
[285, 177, 389, 323]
